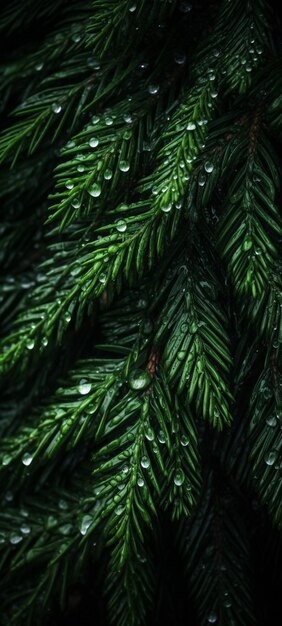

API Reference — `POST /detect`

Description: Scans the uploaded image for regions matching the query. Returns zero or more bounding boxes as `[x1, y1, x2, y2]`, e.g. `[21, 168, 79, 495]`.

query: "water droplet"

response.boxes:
[98, 272, 107, 284]
[80, 514, 92, 535]
[10, 533, 23, 545]
[78, 379, 92, 395]
[137, 476, 144, 487]
[119, 160, 130, 172]
[71, 197, 81, 209]
[88, 183, 101, 197]
[22, 453, 33, 466]
[116, 219, 127, 232]
[65, 180, 74, 190]
[187, 122, 196, 130]
[158, 430, 166, 444]
[174, 53, 186, 65]
[265, 450, 278, 465]
[115, 504, 124, 515]
[2, 454, 12, 466]
[207, 612, 217, 623]
[128, 369, 151, 391]
[92, 115, 100, 124]
[161, 202, 172, 213]
[58, 499, 68, 510]
[52, 103, 62, 114]
[104, 168, 113, 180]
[5, 491, 13, 502]
[140, 455, 150, 469]
[180, 1, 192, 12]
[42, 336, 48, 347]
[198, 174, 206, 187]
[64, 311, 71, 323]
[129, 3, 137, 11]
[266, 415, 277, 427]
[148, 84, 159, 95]
[224, 598, 232, 608]
[77, 163, 85, 172]
[35, 62, 44, 71]
[180, 435, 189, 446]
[204, 161, 214, 173]
[20, 523, 31, 535]
[243, 238, 253, 251]
[105, 117, 113, 126]
[26, 338, 35, 350]
[174, 469, 185, 486]
[89, 137, 99, 148]
[145, 427, 154, 441]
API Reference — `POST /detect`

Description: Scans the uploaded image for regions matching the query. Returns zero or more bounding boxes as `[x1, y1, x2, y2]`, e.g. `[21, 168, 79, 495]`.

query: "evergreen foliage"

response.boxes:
[0, 1, 281, 624]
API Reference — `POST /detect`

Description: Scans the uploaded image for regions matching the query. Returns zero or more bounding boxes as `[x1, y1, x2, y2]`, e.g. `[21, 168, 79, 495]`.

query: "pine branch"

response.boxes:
[181, 471, 256, 626]
[247, 349, 282, 527]
[153, 237, 233, 430]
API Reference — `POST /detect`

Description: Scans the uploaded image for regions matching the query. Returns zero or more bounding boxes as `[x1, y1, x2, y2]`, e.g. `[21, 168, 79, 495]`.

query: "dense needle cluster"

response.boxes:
[0, 1, 281, 625]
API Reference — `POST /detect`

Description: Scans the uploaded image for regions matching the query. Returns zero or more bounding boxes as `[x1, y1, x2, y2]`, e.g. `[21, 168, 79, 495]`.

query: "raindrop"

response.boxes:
[137, 476, 144, 487]
[174, 53, 186, 65]
[187, 122, 196, 130]
[161, 202, 172, 213]
[64, 311, 71, 323]
[20, 523, 31, 535]
[128, 369, 151, 391]
[22, 453, 33, 466]
[89, 137, 99, 148]
[266, 415, 277, 427]
[115, 504, 124, 515]
[92, 115, 100, 124]
[88, 183, 101, 197]
[180, 1, 192, 12]
[174, 469, 185, 486]
[129, 3, 137, 11]
[10, 534, 23, 545]
[141, 456, 150, 469]
[119, 160, 130, 172]
[71, 197, 81, 209]
[180, 435, 189, 446]
[58, 499, 68, 510]
[210, 90, 218, 98]
[80, 515, 92, 535]
[42, 336, 48, 347]
[65, 180, 74, 190]
[105, 117, 113, 126]
[124, 113, 133, 123]
[78, 379, 92, 395]
[35, 62, 44, 71]
[116, 220, 127, 232]
[52, 103, 62, 114]
[2, 454, 12, 466]
[99, 273, 107, 284]
[207, 612, 217, 623]
[26, 338, 35, 350]
[198, 174, 206, 187]
[145, 427, 154, 441]
[158, 430, 166, 444]
[265, 450, 278, 466]
[148, 84, 159, 95]
[204, 161, 214, 174]
[104, 168, 113, 180]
